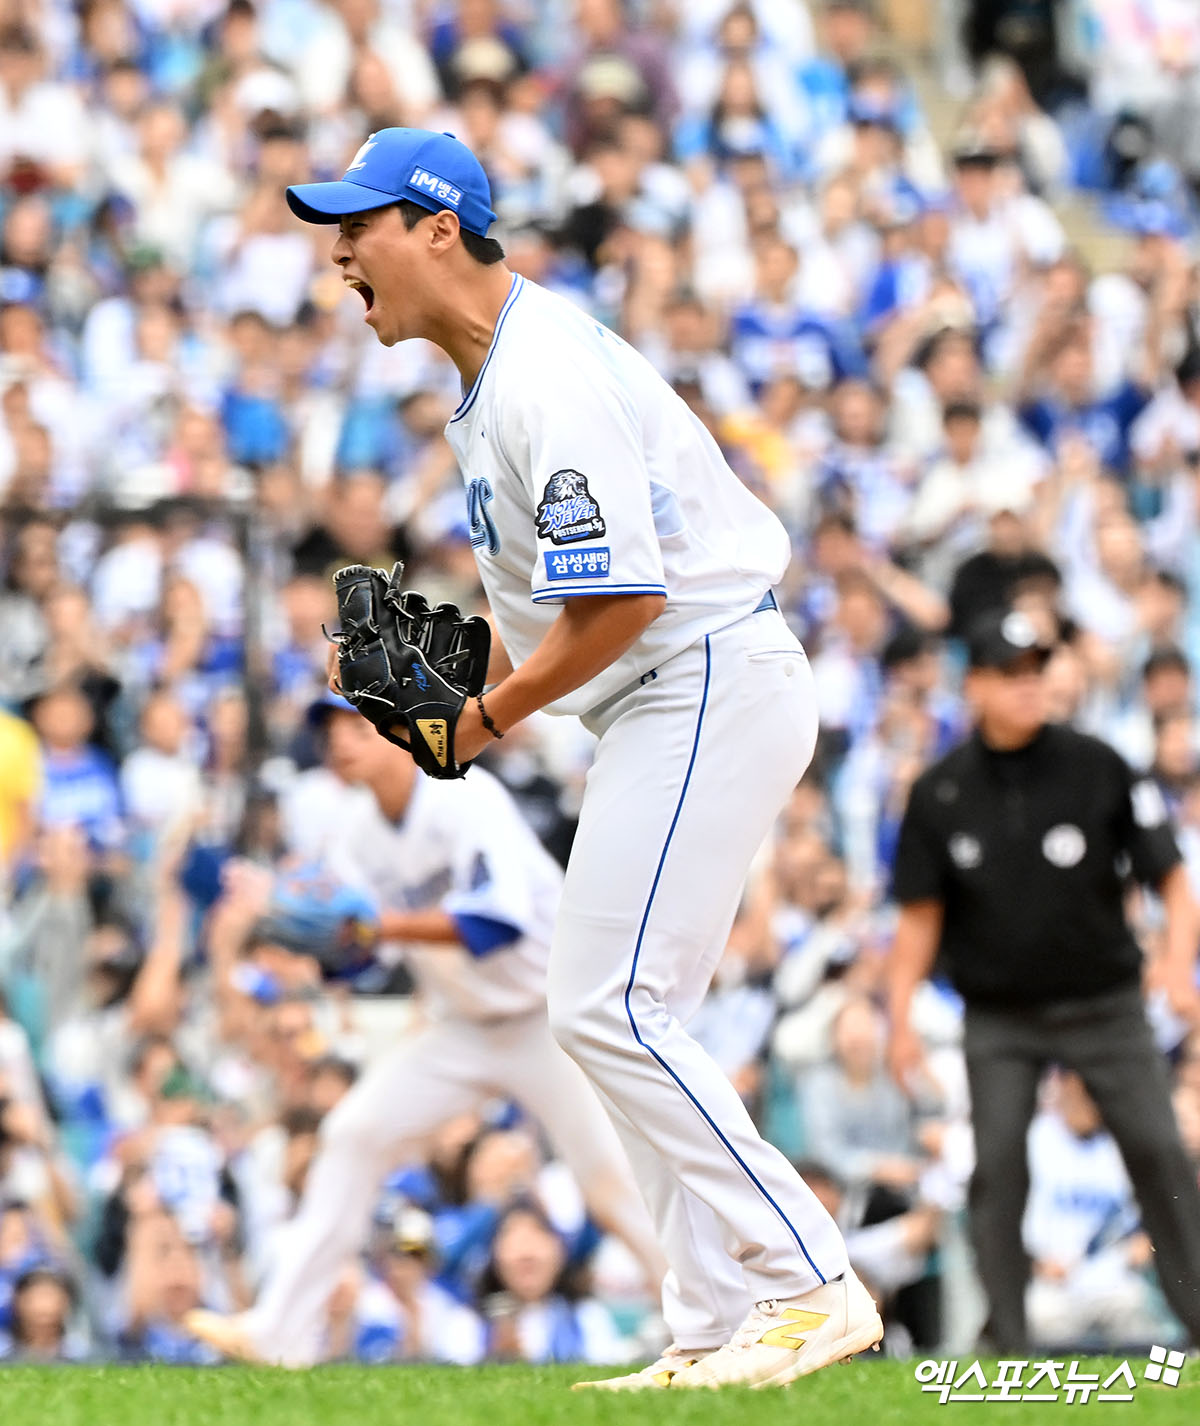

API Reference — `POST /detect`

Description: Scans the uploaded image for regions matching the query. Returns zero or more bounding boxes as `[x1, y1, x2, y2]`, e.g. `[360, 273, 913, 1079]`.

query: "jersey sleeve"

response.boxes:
[439, 781, 540, 957]
[1110, 752, 1182, 887]
[891, 777, 949, 903]
[501, 351, 667, 605]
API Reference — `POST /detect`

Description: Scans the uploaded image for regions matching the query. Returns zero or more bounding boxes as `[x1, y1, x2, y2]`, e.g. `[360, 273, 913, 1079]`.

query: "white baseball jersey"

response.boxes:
[322, 768, 562, 1023]
[1022, 1112, 1137, 1267]
[443, 274, 791, 715]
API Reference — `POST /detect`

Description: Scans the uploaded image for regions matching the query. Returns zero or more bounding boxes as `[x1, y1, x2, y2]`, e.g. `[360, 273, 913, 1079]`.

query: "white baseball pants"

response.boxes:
[546, 607, 850, 1349]
[243, 1006, 664, 1365]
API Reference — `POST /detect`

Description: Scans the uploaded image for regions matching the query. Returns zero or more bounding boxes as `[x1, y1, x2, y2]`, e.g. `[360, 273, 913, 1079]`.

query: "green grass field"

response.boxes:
[0, 1359, 1194, 1426]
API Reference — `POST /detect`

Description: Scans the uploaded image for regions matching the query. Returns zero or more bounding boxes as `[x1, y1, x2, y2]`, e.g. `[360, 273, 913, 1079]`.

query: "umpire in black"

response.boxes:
[886, 608, 1200, 1350]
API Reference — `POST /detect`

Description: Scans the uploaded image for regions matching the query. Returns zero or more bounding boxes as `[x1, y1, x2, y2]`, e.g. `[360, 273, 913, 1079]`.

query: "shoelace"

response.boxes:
[727, 1299, 782, 1352]
[655, 1346, 702, 1367]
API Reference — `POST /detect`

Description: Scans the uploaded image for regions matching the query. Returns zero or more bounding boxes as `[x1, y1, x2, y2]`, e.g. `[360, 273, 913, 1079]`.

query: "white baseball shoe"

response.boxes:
[669, 1270, 883, 1390]
[183, 1310, 268, 1365]
[571, 1345, 718, 1391]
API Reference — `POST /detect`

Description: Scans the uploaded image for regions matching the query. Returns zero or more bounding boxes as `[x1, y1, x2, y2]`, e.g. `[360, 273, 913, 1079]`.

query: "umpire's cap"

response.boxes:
[967, 610, 1054, 671]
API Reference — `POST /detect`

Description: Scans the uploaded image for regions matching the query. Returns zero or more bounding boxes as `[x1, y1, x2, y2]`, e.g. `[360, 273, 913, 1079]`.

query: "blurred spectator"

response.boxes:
[0, 1264, 85, 1361]
[730, 237, 864, 396]
[107, 101, 238, 270]
[476, 1200, 628, 1365]
[0, 704, 40, 888]
[28, 684, 123, 860]
[120, 689, 203, 850]
[1024, 1072, 1169, 1349]
[344, 1204, 485, 1364]
[947, 498, 1060, 639]
[800, 996, 924, 1192]
[118, 1207, 222, 1364]
[799, 1158, 942, 1351]
[0, 25, 88, 194]
[559, 0, 676, 159]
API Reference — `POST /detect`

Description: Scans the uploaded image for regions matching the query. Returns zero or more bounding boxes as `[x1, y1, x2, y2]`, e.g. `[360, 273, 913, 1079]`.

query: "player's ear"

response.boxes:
[427, 209, 462, 254]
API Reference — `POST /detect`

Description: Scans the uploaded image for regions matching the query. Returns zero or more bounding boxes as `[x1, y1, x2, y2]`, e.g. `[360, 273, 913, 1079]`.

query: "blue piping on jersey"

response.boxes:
[451, 274, 525, 423]
[531, 583, 668, 603]
[621, 634, 825, 1284]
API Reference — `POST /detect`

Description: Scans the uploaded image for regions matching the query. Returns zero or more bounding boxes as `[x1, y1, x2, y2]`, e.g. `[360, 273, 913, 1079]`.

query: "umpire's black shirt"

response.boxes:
[893, 724, 1182, 1005]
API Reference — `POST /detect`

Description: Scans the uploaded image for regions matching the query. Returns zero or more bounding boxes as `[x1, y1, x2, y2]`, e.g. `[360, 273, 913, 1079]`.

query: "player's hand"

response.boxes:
[886, 1023, 924, 1090]
[326, 642, 342, 696]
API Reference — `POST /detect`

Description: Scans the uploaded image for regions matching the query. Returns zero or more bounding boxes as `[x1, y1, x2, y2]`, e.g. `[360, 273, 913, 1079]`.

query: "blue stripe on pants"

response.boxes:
[620, 633, 825, 1285]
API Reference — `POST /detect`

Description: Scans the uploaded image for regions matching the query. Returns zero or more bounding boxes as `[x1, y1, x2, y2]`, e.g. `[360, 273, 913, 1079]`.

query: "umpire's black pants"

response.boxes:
[964, 982, 1200, 1350]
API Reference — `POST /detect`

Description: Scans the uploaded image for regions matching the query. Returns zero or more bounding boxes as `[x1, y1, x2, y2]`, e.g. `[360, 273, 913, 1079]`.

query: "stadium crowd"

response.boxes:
[2, 0, 1200, 1365]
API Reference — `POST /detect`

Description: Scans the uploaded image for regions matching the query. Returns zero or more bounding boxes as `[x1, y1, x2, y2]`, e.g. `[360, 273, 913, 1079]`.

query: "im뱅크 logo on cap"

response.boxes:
[409, 167, 463, 208]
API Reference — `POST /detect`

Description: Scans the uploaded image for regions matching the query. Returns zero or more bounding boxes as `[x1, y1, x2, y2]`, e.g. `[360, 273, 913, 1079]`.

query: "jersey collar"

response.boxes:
[450, 273, 525, 424]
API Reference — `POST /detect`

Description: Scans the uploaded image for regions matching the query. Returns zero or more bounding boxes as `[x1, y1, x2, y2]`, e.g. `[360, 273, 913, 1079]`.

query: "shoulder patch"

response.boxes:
[1131, 779, 1168, 829]
[535, 470, 606, 545]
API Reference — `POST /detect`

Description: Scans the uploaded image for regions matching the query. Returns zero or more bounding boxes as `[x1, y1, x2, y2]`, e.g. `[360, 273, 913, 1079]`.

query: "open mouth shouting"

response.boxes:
[344, 276, 375, 313]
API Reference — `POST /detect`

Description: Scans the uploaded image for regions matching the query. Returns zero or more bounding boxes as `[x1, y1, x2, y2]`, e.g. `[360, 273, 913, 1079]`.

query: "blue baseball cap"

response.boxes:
[1102, 195, 1192, 241]
[306, 690, 357, 726]
[848, 92, 900, 130]
[286, 128, 497, 236]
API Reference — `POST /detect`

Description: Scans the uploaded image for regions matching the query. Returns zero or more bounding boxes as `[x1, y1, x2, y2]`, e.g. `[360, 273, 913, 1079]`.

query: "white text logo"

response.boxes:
[408, 168, 463, 207]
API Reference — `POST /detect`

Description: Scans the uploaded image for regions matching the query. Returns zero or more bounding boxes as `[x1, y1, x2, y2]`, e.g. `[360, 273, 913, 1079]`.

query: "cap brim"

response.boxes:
[306, 692, 358, 726]
[286, 180, 400, 224]
[970, 645, 1054, 672]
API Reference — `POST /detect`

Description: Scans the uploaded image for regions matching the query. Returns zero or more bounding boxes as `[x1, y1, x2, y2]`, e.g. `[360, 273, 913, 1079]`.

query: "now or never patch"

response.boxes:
[535, 470, 606, 545]
[415, 717, 448, 769]
[1131, 779, 1167, 828]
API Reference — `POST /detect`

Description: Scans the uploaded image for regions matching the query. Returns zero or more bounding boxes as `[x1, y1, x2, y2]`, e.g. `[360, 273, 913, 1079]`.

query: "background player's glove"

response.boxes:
[256, 861, 380, 979]
[330, 562, 491, 779]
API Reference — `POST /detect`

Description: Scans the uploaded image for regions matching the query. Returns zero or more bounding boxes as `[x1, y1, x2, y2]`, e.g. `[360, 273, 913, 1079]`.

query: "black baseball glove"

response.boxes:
[329, 562, 491, 780]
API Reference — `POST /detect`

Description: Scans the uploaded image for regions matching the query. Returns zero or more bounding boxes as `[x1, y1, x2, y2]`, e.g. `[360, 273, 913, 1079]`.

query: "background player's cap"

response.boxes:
[305, 690, 357, 726]
[967, 609, 1054, 671]
[286, 128, 497, 235]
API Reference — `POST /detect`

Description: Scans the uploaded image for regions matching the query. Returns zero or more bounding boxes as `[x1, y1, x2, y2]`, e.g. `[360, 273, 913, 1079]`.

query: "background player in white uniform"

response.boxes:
[286, 127, 881, 1389]
[187, 699, 664, 1366]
